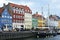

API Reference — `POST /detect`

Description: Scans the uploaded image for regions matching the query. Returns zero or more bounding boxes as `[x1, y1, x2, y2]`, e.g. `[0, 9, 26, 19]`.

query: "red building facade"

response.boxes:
[8, 3, 32, 29]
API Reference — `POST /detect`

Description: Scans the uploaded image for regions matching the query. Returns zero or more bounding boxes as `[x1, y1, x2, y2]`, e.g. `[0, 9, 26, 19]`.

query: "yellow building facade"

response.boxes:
[58, 20, 60, 28]
[38, 19, 45, 27]
[33, 12, 46, 28]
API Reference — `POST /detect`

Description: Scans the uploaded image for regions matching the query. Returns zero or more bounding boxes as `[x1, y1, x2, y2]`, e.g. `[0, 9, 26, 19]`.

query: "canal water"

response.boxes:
[21, 35, 60, 40]
[8, 35, 60, 40]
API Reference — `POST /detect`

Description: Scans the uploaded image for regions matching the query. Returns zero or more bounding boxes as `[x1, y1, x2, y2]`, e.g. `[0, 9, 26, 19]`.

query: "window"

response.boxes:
[13, 7, 15, 9]
[21, 8, 22, 10]
[7, 16, 9, 18]
[15, 7, 19, 13]
[2, 16, 4, 17]
[25, 10, 27, 12]
[18, 16, 20, 18]
[15, 20, 17, 23]
[13, 20, 15, 22]
[16, 8, 18, 9]
[13, 9, 15, 13]
[28, 10, 29, 12]
[30, 11, 32, 13]
[13, 7, 15, 13]
[5, 16, 6, 18]
[20, 12, 21, 14]
[19, 8, 21, 11]
[13, 15, 15, 18]
[10, 17, 12, 18]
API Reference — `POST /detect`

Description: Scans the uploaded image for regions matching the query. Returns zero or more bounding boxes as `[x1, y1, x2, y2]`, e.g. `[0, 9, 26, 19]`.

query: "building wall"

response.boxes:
[32, 18, 38, 28]
[46, 19, 58, 27]
[1, 8, 12, 28]
[58, 20, 60, 28]
[13, 23, 24, 29]
[38, 19, 45, 27]
[12, 7, 24, 29]
[24, 13, 32, 29]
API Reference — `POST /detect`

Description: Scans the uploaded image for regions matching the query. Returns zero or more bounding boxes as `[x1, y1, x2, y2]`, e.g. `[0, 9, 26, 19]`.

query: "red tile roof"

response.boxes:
[8, 3, 32, 13]
[0, 7, 4, 14]
[0, 3, 32, 17]
[32, 12, 45, 19]
[49, 15, 58, 21]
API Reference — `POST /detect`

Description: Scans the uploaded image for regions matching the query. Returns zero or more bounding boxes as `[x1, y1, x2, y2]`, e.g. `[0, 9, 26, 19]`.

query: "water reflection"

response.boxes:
[8, 35, 60, 40]
[22, 35, 60, 40]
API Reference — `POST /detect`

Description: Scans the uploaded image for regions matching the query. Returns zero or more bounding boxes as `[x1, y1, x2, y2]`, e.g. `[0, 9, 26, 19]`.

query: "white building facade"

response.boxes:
[46, 19, 58, 27]
[24, 13, 32, 29]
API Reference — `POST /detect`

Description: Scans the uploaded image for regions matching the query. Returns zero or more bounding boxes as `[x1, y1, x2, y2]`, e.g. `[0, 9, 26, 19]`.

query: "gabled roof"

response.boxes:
[8, 3, 32, 13]
[32, 12, 45, 20]
[56, 16, 60, 19]
[0, 6, 12, 17]
[49, 15, 59, 21]
[0, 3, 32, 17]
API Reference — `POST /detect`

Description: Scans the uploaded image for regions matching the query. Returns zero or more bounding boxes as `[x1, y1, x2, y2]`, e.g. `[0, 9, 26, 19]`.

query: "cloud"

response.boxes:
[20, 2, 34, 7]
[51, 0, 57, 3]
[0, 0, 9, 7]
[0, 0, 34, 6]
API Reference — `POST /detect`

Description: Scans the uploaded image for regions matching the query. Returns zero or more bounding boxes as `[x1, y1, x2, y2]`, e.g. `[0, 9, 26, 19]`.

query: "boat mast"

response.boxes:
[48, 4, 50, 28]
[41, 7, 43, 27]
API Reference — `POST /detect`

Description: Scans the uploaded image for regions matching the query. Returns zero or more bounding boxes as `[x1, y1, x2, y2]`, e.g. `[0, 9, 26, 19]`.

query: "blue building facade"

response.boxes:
[0, 8, 12, 30]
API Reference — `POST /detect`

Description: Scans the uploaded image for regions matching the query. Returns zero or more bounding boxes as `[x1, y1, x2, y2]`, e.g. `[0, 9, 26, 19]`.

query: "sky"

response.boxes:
[0, 0, 60, 18]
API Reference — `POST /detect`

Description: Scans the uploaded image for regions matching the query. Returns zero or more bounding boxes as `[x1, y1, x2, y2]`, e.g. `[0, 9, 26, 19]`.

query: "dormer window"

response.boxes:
[16, 7, 18, 10]
[13, 7, 15, 9]
[22, 9, 24, 11]
[28, 10, 29, 12]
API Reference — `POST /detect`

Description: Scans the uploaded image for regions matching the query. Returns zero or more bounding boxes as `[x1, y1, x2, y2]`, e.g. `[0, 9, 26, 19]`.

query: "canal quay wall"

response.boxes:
[0, 31, 58, 40]
[0, 31, 37, 40]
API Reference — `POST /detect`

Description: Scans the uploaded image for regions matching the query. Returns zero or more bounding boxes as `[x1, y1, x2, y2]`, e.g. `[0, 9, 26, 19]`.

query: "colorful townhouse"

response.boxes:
[8, 3, 32, 29]
[58, 20, 60, 28]
[55, 16, 60, 28]
[32, 12, 46, 28]
[37, 15, 45, 27]
[0, 3, 32, 30]
[0, 4, 12, 30]
[46, 15, 58, 28]
[32, 14, 38, 29]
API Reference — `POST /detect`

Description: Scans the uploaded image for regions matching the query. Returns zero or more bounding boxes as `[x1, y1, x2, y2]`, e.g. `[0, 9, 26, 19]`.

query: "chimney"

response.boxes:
[3, 3, 6, 7]
[36, 12, 38, 14]
[3, 3, 6, 8]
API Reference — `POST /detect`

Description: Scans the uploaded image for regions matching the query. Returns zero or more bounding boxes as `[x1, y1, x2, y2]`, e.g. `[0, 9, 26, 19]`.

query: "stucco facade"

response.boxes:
[7, 3, 32, 29]
[38, 19, 45, 27]
[24, 13, 32, 29]
[0, 8, 12, 29]
[58, 20, 60, 28]
[32, 18, 38, 28]
[46, 19, 58, 27]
